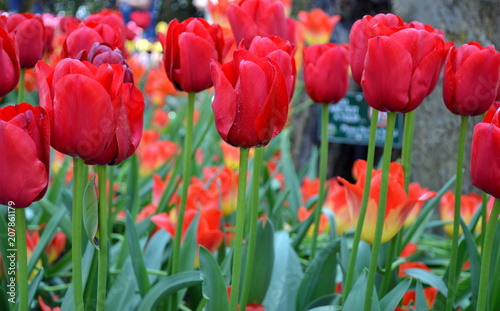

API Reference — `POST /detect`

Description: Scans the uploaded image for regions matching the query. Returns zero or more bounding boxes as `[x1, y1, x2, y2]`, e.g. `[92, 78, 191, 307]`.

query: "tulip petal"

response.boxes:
[0, 121, 47, 208]
[227, 4, 258, 47]
[471, 123, 500, 198]
[51, 74, 115, 160]
[361, 36, 413, 112]
[211, 61, 237, 143]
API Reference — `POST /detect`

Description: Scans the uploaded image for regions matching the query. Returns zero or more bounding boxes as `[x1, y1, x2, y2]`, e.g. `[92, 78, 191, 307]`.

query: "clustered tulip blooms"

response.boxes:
[0, 103, 50, 208]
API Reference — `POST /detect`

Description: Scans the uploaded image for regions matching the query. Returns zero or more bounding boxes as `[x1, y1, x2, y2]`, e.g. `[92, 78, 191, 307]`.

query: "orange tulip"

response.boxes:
[135, 130, 179, 176]
[298, 8, 341, 45]
[339, 160, 436, 244]
[395, 287, 438, 311]
[439, 191, 482, 235]
[405, 182, 437, 227]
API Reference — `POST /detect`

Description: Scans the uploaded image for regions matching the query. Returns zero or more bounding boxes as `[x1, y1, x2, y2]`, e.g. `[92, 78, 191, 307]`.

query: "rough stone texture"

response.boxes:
[392, 0, 500, 191]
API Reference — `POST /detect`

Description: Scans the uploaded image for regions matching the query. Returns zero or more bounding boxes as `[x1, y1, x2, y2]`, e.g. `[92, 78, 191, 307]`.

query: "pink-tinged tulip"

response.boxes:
[0, 26, 20, 97]
[211, 50, 289, 148]
[298, 8, 341, 46]
[0, 103, 50, 208]
[227, 0, 287, 49]
[483, 101, 500, 123]
[35, 59, 122, 161]
[62, 21, 123, 59]
[443, 42, 500, 116]
[79, 42, 134, 84]
[349, 13, 406, 85]
[303, 43, 349, 104]
[85, 82, 145, 165]
[5, 13, 45, 68]
[361, 28, 447, 113]
[163, 18, 225, 93]
[439, 190, 482, 235]
[339, 160, 436, 244]
[245, 35, 296, 101]
[471, 108, 500, 198]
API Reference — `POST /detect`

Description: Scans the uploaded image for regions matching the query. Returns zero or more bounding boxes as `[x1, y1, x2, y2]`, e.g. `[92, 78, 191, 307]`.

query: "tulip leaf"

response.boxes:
[280, 129, 301, 219]
[180, 209, 200, 272]
[379, 278, 411, 311]
[61, 243, 96, 311]
[241, 219, 275, 304]
[488, 222, 500, 310]
[47, 154, 70, 205]
[306, 307, 340, 311]
[415, 280, 429, 311]
[27, 206, 66, 275]
[263, 231, 303, 311]
[27, 268, 44, 309]
[144, 230, 170, 285]
[343, 271, 381, 311]
[105, 258, 141, 310]
[460, 218, 480, 309]
[305, 294, 338, 310]
[126, 154, 140, 216]
[199, 246, 229, 311]
[83, 174, 99, 250]
[125, 211, 151, 297]
[403, 268, 448, 296]
[137, 271, 203, 311]
[296, 239, 340, 311]
[0, 212, 10, 282]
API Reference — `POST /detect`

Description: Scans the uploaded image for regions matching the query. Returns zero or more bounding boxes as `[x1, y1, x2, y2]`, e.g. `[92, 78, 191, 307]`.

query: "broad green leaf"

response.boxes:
[37, 199, 72, 242]
[343, 271, 381, 311]
[126, 155, 140, 216]
[263, 232, 303, 311]
[105, 258, 140, 310]
[125, 211, 151, 296]
[199, 246, 229, 311]
[83, 175, 99, 249]
[27, 269, 44, 309]
[415, 280, 429, 311]
[403, 268, 448, 296]
[180, 210, 200, 272]
[280, 129, 301, 218]
[138, 271, 203, 311]
[379, 278, 411, 311]
[61, 243, 96, 311]
[47, 154, 70, 205]
[296, 239, 340, 311]
[305, 294, 338, 310]
[144, 230, 170, 284]
[242, 219, 275, 303]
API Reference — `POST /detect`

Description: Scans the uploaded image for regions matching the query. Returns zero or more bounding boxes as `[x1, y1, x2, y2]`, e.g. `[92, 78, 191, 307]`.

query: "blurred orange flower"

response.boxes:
[298, 8, 341, 45]
[439, 191, 482, 235]
[405, 182, 437, 227]
[136, 130, 179, 176]
[145, 63, 178, 106]
[395, 287, 438, 311]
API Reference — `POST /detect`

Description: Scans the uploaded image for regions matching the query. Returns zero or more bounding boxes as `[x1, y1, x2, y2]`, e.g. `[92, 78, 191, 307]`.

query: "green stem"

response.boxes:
[445, 116, 468, 311]
[97, 165, 108, 311]
[170, 92, 195, 275]
[379, 236, 397, 297]
[481, 192, 488, 243]
[477, 199, 500, 311]
[240, 147, 265, 310]
[364, 112, 397, 311]
[18, 69, 25, 104]
[15, 208, 28, 311]
[311, 104, 329, 259]
[402, 110, 415, 193]
[72, 158, 85, 311]
[107, 165, 114, 238]
[343, 109, 379, 299]
[229, 148, 250, 311]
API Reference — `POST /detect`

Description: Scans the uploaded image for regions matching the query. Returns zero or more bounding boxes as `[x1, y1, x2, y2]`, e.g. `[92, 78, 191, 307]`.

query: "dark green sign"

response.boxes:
[322, 92, 403, 147]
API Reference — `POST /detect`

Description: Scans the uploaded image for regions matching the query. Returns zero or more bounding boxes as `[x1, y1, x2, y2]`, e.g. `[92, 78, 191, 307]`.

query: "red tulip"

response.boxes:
[210, 49, 289, 148]
[0, 103, 50, 208]
[244, 35, 296, 101]
[303, 43, 349, 104]
[227, 0, 287, 49]
[361, 28, 447, 112]
[35, 59, 123, 161]
[443, 42, 500, 116]
[349, 13, 406, 85]
[84, 9, 133, 41]
[163, 18, 225, 93]
[471, 107, 500, 198]
[5, 13, 45, 68]
[0, 26, 20, 97]
[62, 21, 123, 59]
